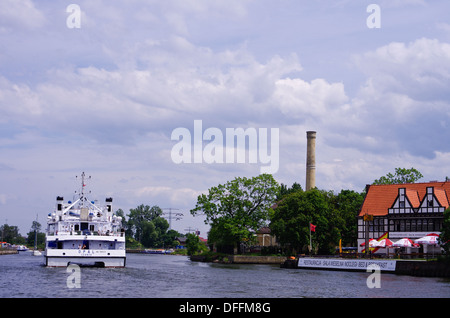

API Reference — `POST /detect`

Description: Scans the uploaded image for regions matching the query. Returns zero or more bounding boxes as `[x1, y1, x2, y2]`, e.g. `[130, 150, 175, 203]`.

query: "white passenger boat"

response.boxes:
[45, 173, 126, 267]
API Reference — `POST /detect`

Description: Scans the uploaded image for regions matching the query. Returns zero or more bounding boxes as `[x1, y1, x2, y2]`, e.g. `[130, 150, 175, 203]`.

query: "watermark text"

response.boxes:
[66, 264, 81, 288]
[171, 120, 279, 174]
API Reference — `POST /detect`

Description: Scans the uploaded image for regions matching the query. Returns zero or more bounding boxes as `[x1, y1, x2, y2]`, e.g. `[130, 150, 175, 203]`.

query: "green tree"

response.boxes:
[1, 224, 25, 245]
[439, 207, 450, 259]
[26, 220, 45, 249]
[333, 190, 365, 246]
[127, 204, 163, 243]
[278, 182, 302, 200]
[373, 167, 423, 185]
[162, 229, 182, 248]
[140, 220, 157, 248]
[270, 189, 342, 255]
[186, 233, 208, 255]
[191, 174, 279, 254]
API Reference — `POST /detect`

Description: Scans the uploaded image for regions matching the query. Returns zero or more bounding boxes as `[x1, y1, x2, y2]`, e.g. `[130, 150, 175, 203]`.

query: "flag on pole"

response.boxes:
[310, 223, 316, 232]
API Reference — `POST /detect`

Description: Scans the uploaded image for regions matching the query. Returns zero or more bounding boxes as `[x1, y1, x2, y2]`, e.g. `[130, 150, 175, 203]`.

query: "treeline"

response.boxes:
[1, 206, 182, 250]
[117, 204, 182, 249]
[0, 222, 46, 249]
[190, 174, 365, 255]
[190, 167, 450, 256]
[271, 185, 364, 255]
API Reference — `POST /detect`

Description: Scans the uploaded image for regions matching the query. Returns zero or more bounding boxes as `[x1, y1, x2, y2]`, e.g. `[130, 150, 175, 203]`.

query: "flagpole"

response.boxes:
[309, 221, 312, 255]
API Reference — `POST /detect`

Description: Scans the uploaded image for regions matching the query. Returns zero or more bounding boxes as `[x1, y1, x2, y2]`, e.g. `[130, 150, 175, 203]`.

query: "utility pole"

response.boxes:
[161, 208, 183, 230]
[184, 227, 199, 235]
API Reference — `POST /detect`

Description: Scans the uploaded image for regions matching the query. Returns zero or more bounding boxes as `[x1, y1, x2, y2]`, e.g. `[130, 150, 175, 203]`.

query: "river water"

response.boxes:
[1, 252, 449, 298]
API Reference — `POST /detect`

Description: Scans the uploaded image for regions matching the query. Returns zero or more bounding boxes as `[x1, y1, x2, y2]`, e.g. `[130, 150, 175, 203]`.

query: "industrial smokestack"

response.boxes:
[306, 131, 316, 191]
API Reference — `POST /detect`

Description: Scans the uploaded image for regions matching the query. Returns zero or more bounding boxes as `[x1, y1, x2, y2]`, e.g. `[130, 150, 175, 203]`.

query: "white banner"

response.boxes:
[297, 258, 396, 271]
[389, 232, 440, 239]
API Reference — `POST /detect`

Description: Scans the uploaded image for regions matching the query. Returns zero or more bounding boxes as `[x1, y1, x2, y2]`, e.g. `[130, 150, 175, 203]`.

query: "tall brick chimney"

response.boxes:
[306, 131, 316, 191]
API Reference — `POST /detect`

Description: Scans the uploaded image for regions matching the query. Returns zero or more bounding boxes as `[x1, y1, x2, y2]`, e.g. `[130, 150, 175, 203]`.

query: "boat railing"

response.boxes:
[47, 231, 125, 237]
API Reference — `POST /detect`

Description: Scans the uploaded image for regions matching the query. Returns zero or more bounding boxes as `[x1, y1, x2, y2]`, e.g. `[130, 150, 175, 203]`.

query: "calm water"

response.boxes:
[1, 252, 449, 298]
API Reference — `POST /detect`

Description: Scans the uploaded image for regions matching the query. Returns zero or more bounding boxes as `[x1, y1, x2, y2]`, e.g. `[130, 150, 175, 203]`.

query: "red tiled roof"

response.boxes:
[405, 188, 420, 207]
[359, 181, 450, 217]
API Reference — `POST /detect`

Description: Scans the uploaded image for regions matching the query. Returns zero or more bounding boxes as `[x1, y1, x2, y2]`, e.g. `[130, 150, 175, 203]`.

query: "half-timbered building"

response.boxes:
[357, 181, 450, 254]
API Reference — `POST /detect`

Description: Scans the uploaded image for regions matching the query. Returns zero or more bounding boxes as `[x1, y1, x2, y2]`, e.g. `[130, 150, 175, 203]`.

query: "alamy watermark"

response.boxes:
[366, 4, 381, 29]
[65, 4, 379, 30]
[66, 264, 81, 288]
[366, 264, 381, 289]
[171, 120, 279, 174]
[66, 4, 81, 29]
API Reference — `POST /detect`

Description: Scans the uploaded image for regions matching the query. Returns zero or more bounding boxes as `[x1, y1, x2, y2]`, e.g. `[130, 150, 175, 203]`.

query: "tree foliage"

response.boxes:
[373, 167, 423, 185]
[270, 185, 365, 255]
[186, 233, 208, 255]
[126, 204, 179, 248]
[332, 190, 365, 246]
[26, 220, 45, 249]
[191, 174, 279, 253]
[0, 224, 25, 245]
[439, 207, 450, 259]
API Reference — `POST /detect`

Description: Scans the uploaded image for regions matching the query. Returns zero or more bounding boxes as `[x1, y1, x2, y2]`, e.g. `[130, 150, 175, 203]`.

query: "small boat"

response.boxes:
[16, 245, 29, 252]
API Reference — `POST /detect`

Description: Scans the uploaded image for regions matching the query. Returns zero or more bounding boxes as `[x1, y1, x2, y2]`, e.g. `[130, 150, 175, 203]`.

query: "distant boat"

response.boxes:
[143, 249, 173, 255]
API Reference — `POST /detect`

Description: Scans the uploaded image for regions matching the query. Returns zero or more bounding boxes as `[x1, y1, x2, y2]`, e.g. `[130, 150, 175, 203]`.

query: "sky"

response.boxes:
[1, 0, 450, 237]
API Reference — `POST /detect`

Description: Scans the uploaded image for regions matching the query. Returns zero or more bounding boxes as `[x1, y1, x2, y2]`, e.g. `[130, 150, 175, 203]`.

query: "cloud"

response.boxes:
[0, 0, 46, 31]
[355, 38, 450, 100]
[274, 78, 348, 120]
[1, 1, 450, 236]
[133, 185, 202, 208]
[350, 38, 450, 157]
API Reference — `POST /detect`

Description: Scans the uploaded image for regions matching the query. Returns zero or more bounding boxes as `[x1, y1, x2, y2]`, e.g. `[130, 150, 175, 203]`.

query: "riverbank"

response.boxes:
[190, 253, 288, 264]
[0, 249, 18, 255]
[282, 257, 450, 278]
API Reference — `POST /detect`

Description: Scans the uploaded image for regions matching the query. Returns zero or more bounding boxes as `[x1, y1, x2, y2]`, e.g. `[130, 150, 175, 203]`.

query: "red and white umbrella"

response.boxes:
[374, 238, 394, 248]
[393, 238, 419, 248]
[360, 239, 377, 247]
[415, 234, 440, 246]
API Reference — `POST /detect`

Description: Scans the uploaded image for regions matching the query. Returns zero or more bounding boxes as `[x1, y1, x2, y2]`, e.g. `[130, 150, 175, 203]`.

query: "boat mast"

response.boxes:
[34, 214, 38, 251]
[76, 172, 91, 207]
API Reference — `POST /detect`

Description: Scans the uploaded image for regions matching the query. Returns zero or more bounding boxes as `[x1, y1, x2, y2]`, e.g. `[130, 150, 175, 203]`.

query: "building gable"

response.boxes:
[360, 181, 450, 217]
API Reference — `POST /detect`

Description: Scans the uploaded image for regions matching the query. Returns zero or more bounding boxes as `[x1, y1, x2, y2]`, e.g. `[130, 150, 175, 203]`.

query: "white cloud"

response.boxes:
[355, 38, 450, 99]
[0, 0, 46, 31]
[274, 78, 348, 119]
[1, 1, 450, 236]
[349, 38, 450, 157]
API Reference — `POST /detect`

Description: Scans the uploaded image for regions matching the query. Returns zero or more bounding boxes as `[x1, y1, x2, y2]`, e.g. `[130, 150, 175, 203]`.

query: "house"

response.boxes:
[357, 181, 450, 254]
[255, 227, 278, 247]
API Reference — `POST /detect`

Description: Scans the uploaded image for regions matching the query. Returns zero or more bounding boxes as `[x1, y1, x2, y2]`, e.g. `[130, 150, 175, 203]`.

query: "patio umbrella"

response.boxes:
[393, 238, 419, 247]
[415, 234, 439, 245]
[360, 239, 378, 247]
[375, 238, 394, 248]
[416, 234, 440, 257]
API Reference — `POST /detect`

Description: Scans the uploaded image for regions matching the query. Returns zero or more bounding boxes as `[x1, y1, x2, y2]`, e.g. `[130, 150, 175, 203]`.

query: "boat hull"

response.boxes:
[45, 255, 126, 267]
[45, 249, 126, 267]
